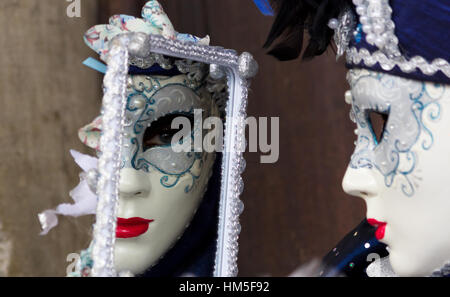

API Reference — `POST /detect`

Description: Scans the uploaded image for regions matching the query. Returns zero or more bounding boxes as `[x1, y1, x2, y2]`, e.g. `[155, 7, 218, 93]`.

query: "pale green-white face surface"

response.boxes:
[343, 69, 450, 276]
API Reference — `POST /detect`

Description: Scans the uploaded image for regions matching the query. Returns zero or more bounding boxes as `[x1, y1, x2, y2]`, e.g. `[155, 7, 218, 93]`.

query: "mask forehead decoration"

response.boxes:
[348, 69, 445, 196]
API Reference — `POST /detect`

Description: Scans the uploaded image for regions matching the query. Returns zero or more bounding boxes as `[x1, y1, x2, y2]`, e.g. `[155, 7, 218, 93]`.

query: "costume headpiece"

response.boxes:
[254, 0, 450, 84]
[83, 0, 228, 94]
[78, 0, 228, 149]
[39, 0, 227, 236]
[84, 1, 208, 82]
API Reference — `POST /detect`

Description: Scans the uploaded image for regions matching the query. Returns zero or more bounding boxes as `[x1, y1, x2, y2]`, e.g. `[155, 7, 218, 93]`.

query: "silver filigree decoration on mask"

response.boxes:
[127, 40, 228, 109]
[119, 79, 211, 192]
[367, 256, 450, 277]
[328, 7, 357, 60]
[348, 69, 444, 197]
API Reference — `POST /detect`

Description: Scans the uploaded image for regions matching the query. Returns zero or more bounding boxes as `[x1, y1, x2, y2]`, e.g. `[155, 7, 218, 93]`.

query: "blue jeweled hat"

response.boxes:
[254, 0, 450, 84]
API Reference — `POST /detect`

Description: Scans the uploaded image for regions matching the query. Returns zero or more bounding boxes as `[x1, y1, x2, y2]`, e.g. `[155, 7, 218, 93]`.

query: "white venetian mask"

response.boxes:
[38, 0, 257, 277]
[343, 68, 450, 276]
[81, 74, 220, 275]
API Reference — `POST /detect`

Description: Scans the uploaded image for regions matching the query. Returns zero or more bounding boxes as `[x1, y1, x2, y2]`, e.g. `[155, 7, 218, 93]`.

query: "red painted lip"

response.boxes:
[116, 217, 154, 239]
[367, 218, 387, 240]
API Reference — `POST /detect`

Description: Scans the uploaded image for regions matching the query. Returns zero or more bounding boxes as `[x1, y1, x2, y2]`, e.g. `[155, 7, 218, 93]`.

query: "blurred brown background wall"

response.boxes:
[0, 0, 365, 276]
[0, 0, 100, 276]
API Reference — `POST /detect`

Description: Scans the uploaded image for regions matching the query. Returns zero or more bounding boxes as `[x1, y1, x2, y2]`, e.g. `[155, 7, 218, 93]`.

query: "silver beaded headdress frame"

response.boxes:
[91, 32, 258, 277]
[83, 1, 258, 277]
[83, 0, 228, 113]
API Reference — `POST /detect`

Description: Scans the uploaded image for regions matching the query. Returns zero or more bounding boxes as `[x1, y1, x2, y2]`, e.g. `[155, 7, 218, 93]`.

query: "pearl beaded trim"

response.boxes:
[353, 0, 401, 59]
[347, 47, 450, 78]
[328, 0, 450, 80]
[344, 0, 450, 80]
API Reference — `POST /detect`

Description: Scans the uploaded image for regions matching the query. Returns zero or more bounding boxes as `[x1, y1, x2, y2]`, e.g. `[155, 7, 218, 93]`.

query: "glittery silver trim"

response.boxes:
[347, 47, 450, 78]
[214, 72, 248, 276]
[91, 35, 130, 277]
[93, 32, 257, 277]
[113, 34, 241, 70]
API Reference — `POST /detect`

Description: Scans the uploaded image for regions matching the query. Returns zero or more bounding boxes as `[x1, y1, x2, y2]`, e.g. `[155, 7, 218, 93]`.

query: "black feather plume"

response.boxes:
[264, 0, 351, 61]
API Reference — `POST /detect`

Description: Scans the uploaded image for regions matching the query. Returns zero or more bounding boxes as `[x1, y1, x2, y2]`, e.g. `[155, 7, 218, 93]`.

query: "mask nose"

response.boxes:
[119, 168, 151, 199]
[342, 166, 379, 199]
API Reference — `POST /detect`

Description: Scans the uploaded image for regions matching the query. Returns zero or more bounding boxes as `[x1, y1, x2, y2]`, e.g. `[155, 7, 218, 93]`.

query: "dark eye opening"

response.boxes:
[142, 114, 194, 151]
[368, 111, 389, 145]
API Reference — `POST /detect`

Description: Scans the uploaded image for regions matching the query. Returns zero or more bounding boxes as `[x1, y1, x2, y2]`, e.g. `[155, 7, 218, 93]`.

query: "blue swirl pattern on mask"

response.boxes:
[348, 70, 445, 197]
[121, 75, 208, 193]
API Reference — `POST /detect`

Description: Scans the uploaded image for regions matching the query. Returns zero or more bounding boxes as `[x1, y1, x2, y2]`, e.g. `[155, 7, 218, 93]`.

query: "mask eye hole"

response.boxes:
[142, 114, 194, 151]
[368, 111, 389, 145]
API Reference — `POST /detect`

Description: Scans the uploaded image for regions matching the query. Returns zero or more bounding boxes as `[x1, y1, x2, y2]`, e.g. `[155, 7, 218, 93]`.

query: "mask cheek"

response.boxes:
[147, 163, 210, 238]
[184, 153, 215, 195]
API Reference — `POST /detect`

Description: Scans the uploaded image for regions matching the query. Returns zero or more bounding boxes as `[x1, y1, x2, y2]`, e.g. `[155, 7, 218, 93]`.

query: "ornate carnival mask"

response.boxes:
[343, 68, 450, 276]
[256, 0, 450, 276]
[39, 0, 257, 277]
